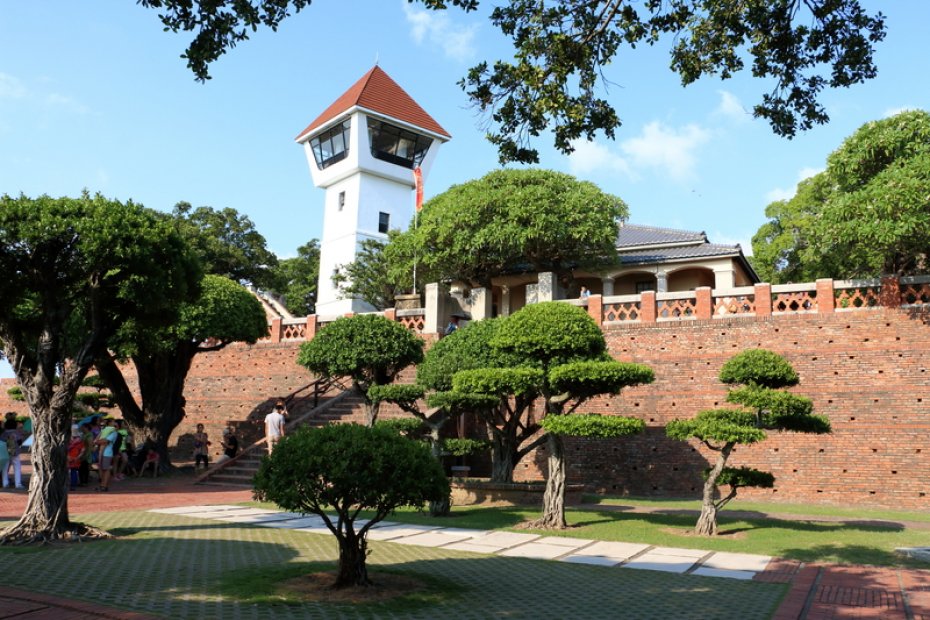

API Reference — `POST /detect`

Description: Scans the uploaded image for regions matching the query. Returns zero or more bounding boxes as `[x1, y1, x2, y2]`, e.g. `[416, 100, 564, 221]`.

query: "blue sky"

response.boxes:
[1, 1, 928, 378]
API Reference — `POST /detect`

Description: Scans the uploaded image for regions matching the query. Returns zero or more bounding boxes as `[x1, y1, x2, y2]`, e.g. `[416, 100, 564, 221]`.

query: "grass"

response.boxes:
[246, 496, 930, 569]
[0, 511, 787, 620]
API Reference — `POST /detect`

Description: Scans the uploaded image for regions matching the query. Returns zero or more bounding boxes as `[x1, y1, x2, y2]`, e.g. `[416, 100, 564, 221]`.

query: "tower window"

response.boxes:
[367, 118, 433, 169]
[338, 191, 345, 211]
[378, 212, 390, 234]
[310, 119, 351, 170]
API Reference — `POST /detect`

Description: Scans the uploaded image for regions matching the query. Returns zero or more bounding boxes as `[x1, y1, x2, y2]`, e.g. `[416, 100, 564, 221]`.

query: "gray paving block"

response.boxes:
[364, 524, 441, 541]
[213, 512, 301, 524]
[691, 567, 758, 580]
[149, 505, 244, 514]
[561, 554, 622, 567]
[623, 551, 700, 573]
[701, 552, 771, 572]
[500, 541, 581, 560]
[442, 541, 510, 554]
[259, 516, 329, 529]
[536, 536, 594, 548]
[468, 531, 540, 548]
[389, 530, 477, 547]
[568, 541, 650, 564]
[648, 546, 707, 559]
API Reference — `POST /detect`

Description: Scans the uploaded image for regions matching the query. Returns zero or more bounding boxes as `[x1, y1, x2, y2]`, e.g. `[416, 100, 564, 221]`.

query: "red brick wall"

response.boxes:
[511, 308, 929, 510]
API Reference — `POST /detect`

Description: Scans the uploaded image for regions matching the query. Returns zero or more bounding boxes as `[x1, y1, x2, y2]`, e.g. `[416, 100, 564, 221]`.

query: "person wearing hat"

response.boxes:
[444, 313, 467, 337]
[94, 418, 118, 491]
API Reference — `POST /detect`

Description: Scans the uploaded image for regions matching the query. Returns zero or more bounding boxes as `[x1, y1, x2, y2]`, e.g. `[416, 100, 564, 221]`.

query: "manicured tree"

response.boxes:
[95, 274, 267, 466]
[418, 319, 541, 483]
[491, 302, 654, 528]
[296, 314, 424, 426]
[666, 349, 831, 536]
[0, 193, 199, 543]
[368, 385, 495, 516]
[253, 424, 449, 588]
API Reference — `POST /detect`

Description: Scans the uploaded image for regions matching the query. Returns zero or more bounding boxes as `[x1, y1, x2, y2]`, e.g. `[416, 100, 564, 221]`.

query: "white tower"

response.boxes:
[295, 66, 450, 315]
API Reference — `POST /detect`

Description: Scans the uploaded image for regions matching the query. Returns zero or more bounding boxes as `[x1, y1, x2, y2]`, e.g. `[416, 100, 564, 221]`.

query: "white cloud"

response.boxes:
[0, 73, 27, 99]
[620, 121, 710, 182]
[709, 230, 754, 256]
[567, 139, 633, 178]
[764, 166, 824, 203]
[567, 121, 710, 182]
[715, 90, 748, 123]
[46, 92, 90, 115]
[403, 3, 477, 63]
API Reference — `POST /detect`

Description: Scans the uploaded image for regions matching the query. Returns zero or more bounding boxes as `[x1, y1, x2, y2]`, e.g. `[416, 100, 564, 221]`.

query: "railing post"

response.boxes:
[587, 294, 602, 326]
[754, 283, 772, 317]
[641, 291, 657, 323]
[816, 279, 835, 313]
[270, 317, 282, 343]
[695, 287, 712, 320]
[305, 314, 318, 341]
[880, 275, 901, 308]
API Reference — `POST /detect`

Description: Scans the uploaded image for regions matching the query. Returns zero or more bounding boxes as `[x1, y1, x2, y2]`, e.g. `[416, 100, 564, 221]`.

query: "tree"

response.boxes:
[331, 236, 410, 311]
[253, 424, 449, 588]
[394, 169, 626, 287]
[140, 1, 886, 164]
[473, 302, 652, 528]
[296, 314, 424, 426]
[666, 349, 830, 536]
[753, 110, 930, 280]
[173, 202, 279, 289]
[0, 193, 199, 543]
[96, 274, 268, 466]
[269, 240, 320, 316]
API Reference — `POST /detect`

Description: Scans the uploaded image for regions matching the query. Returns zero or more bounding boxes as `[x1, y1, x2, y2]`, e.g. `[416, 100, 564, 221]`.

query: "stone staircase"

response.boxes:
[198, 387, 368, 487]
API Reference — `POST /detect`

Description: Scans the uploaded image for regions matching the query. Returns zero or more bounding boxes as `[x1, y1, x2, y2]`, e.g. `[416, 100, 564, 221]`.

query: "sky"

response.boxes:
[1, 1, 928, 379]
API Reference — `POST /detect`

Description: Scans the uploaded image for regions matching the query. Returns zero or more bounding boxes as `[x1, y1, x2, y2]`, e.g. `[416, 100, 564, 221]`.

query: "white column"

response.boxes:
[425, 282, 442, 334]
[500, 285, 511, 316]
[470, 287, 492, 321]
[656, 271, 668, 292]
[601, 277, 615, 297]
[713, 267, 735, 290]
[537, 272, 558, 301]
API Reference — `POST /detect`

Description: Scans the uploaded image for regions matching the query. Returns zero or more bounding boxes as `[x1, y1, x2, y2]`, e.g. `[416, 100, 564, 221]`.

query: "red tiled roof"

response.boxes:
[295, 66, 450, 142]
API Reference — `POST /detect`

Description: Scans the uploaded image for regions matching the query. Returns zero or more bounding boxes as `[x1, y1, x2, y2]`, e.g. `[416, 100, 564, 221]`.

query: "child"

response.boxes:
[67, 425, 85, 491]
[138, 448, 160, 478]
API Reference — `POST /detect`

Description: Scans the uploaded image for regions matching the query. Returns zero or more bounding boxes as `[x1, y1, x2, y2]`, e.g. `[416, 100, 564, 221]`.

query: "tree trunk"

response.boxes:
[489, 435, 515, 483]
[334, 527, 371, 588]
[427, 425, 450, 516]
[532, 433, 567, 529]
[694, 443, 734, 536]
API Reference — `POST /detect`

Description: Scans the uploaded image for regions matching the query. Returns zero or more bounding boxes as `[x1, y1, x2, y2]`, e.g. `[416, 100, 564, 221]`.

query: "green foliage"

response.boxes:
[426, 391, 498, 412]
[540, 414, 645, 439]
[441, 438, 491, 457]
[416, 318, 522, 391]
[394, 169, 625, 286]
[81, 375, 106, 389]
[549, 361, 654, 399]
[368, 384, 425, 407]
[713, 467, 775, 490]
[666, 409, 767, 445]
[297, 314, 424, 388]
[492, 302, 606, 368]
[719, 349, 799, 389]
[142, 2, 885, 166]
[374, 417, 426, 438]
[177, 275, 268, 344]
[268, 240, 319, 316]
[172, 202, 278, 289]
[451, 367, 543, 397]
[753, 110, 930, 279]
[332, 236, 411, 311]
[253, 424, 450, 518]
[6, 386, 23, 402]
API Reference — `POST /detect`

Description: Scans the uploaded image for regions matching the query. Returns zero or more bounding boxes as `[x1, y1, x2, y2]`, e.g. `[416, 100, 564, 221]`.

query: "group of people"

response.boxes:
[0, 412, 29, 489]
[64, 417, 145, 492]
[191, 422, 240, 469]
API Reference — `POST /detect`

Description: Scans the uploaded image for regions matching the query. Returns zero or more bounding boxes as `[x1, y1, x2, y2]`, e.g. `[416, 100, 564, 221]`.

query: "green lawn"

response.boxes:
[0, 511, 787, 620]
[279, 499, 930, 569]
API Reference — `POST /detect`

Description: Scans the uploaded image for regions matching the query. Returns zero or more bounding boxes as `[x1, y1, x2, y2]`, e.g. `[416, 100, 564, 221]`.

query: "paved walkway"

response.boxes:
[0, 585, 159, 619]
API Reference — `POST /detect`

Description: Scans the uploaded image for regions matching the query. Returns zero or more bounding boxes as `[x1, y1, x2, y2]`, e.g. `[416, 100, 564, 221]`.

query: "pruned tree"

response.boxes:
[666, 349, 830, 536]
[95, 274, 267, 466]
[368, 384, 495, 516]
[0, 192, 199, 543]
[140, 1, 885, 164]
[488, 302, 653, 528]
[296, 314, 424, 426]
[253, 424, 449, 588]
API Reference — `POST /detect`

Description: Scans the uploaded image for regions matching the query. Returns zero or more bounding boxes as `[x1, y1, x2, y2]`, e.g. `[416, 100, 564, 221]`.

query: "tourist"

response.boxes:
[264, 402, 286, 454]
[192, 423, 210, 469]
[218, 427, 239, 463]
[95, 417, 118, 492]
[79, 423, 94, 486]
[579, 286, 591, 300]
[137, 446, 160, 478]
[67, 425, 85, 492]
[1, 418, 24, 489]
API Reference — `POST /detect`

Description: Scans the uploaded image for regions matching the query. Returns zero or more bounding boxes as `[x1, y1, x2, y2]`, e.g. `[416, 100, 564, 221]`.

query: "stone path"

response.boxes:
[0, 586, 158, 619]
[149, 504, 772, 580]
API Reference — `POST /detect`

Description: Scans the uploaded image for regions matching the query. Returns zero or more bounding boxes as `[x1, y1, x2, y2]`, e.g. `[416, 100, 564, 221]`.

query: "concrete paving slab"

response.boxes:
[567, 541, 650, 563]
[213, 512, 302, 524]
[648, 546, 708, 559]
[561, 554, 623, 567]
[434, 527, 489, 538]
[259, 516, 329, 529]
[364, 524, 442, 541]
[468, 531, 540, 547]
[536, 536, 594, 548]
[623, 551, 700, 573]
[500, 541, 581, 560]
[701, 552, 771, 572]
[442, 541, 511, 554]
[691, 567, 757, 580]
[389, 531, 477, 547]
[180, 508, 277, 520]
[149, 505, 244, 514]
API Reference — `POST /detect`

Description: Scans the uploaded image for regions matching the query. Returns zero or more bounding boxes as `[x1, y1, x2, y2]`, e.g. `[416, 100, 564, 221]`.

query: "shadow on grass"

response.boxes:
[779, 543, 930, 569]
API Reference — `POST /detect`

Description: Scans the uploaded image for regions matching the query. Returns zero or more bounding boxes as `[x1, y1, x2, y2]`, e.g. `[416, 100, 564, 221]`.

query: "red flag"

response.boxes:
[414, 166, 424, 211]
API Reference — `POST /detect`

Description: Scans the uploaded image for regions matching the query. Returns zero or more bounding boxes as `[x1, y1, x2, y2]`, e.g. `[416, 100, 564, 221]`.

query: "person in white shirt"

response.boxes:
[264, 401, 286, 454]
